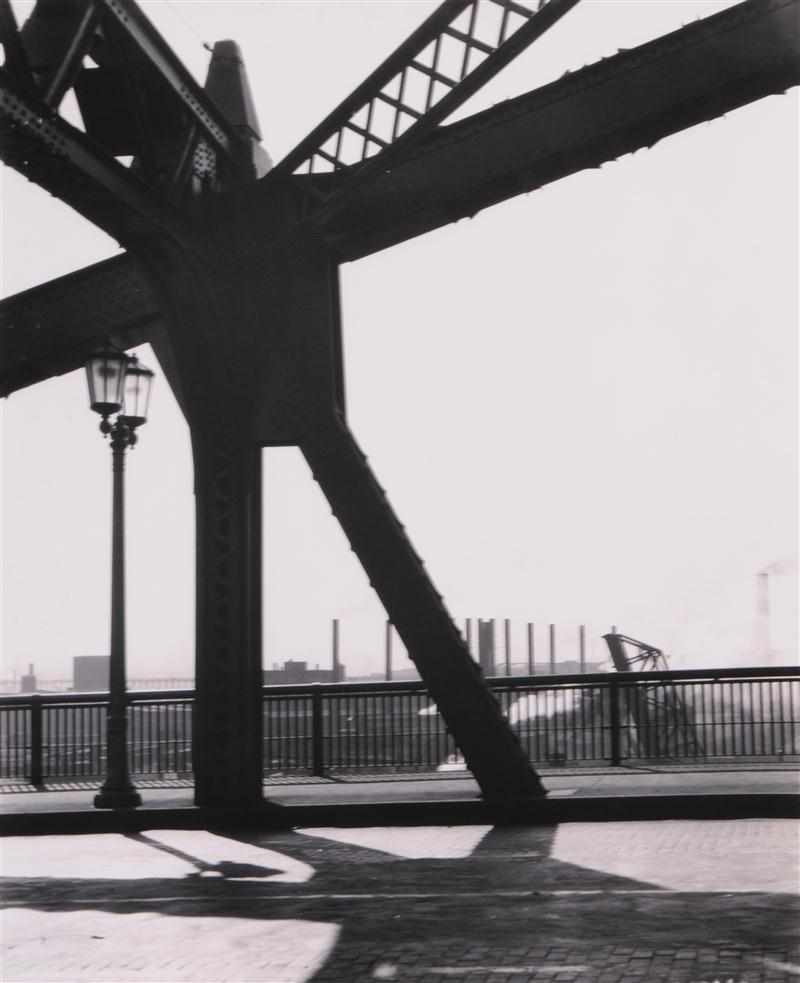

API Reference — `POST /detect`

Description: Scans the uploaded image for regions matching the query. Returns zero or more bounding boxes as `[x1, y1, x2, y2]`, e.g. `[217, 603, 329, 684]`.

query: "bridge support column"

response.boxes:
[302, 414, 546, 805]
[191, 423, 263, 808]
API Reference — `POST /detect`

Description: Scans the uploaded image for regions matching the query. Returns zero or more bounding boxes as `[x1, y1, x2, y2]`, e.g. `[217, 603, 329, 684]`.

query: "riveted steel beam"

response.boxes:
[274, 0, 579, 194]
[0, 69, 190, 248]
[0, 0, 36, 94]
[20, 0, 100, 108]
[92, 0, 237, 156]
[302, 414, 546, 803]
[0, 255, 158, 397]
[322, 0, 800, 261]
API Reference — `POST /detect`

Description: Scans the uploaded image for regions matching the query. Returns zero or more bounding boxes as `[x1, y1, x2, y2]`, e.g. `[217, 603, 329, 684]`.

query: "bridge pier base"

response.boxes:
[149, 224, 545, 810]
[191, 424, 263, 809]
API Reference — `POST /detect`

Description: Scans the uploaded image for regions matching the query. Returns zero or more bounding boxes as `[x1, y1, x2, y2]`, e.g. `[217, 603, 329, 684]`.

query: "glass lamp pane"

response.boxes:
[85, 350, 126, 415]
[120, 360, 154, 426]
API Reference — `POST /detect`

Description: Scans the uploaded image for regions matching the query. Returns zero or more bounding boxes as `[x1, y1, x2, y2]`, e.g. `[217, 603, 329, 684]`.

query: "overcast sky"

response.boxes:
[1, 0, 797, 684]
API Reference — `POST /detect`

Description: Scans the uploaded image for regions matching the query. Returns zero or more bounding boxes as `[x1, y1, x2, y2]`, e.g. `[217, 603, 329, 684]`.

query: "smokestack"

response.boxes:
[332, 619, 341, 681]
[756, 570, 771, 664]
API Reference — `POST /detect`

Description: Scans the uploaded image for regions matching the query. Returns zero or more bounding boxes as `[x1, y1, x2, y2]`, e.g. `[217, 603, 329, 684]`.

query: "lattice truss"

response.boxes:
[609, 636, 671, 673]
[275, 0, 579, 190]
[0, 0, 580, 232]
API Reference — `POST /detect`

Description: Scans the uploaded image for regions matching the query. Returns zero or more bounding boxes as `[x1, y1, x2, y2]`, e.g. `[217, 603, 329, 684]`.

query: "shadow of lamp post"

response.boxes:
[85, 348, 154, 809]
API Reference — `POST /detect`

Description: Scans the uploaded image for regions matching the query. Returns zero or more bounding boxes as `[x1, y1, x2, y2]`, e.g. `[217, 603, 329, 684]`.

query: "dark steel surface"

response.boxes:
[274, 0, 473, 176]
[6, 0, 796, 394]
[0, 0, 262, 256]
[94, 0, 236, 154]
[189, 424, 264, 808]
[325, 0, 800, 259]
[300, 413, 545, 800]
[0, 256, 159, 398]
[0, 67, 188, 247]
[274, 0, 580, 221]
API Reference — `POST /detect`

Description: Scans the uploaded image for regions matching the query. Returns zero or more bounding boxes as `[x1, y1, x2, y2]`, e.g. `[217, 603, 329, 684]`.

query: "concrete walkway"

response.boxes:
[2, 767, 798, 981]
[2, 817, 798, 981]
[0, 764, 797, 833]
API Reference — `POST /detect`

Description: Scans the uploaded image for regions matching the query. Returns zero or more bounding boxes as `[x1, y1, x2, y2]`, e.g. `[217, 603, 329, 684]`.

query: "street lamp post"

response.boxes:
[85, 349, 154, 810]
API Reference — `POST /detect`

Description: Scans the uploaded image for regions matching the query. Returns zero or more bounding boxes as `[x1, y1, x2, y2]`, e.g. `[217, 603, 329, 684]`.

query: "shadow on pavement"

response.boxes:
[2, 823, 798, 981]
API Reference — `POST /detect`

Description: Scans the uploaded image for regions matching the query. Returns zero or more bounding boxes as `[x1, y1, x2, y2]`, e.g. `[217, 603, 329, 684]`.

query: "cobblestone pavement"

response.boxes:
[2, 820, 798, 982]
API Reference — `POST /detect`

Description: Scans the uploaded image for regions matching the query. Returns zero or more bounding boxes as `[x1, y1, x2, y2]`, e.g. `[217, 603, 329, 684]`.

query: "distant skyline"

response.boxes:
[1, 0, 797, 683]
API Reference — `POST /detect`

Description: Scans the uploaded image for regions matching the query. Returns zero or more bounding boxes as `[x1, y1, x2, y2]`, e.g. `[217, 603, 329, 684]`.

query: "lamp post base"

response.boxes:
[94, 785, 142, 810]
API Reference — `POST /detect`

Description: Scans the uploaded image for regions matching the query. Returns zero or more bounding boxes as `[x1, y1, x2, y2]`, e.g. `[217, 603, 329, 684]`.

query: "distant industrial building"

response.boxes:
[20, 664, 37, 693]
[73, 655, 110, 692]
[263, 660, 345, 685]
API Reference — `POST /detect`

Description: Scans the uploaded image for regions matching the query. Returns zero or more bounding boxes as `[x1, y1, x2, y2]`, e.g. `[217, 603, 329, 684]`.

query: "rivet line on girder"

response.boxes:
[98, 0, 233, 154]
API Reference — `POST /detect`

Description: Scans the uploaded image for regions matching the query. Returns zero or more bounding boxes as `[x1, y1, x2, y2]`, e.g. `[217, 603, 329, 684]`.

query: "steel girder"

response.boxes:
[0, 255, 158, 395]
[0, 67, 189, 248]
[301, 415, 547, 802]
[0, 0, 265, 252]
[324, 0, 800, 260]
[273, 0, 581, 212]
[4, 0, 796, 400]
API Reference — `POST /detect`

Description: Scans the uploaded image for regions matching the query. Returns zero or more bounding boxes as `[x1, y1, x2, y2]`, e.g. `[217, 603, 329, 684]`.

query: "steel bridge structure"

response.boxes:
[1, 0, 798, 808]
[604, 633, 706, 758]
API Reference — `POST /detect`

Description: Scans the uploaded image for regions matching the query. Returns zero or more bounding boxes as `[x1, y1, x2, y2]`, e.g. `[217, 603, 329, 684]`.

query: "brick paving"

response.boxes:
[2, 820, 798, 982]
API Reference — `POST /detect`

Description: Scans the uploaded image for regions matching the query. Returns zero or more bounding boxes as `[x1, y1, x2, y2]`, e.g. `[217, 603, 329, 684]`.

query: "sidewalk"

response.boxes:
[1, 764, 797, 834]
[2, 815, 798, 981]
[2, 766, 798, 982]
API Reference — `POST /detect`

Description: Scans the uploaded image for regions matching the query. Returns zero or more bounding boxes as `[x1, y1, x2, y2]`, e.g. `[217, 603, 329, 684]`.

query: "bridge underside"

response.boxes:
[3, 0, 797, 399]
[1, 0, 798, 808]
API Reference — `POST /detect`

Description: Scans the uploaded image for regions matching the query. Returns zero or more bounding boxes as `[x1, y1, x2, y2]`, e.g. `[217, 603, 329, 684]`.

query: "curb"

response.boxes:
[1, 793, 797, 836]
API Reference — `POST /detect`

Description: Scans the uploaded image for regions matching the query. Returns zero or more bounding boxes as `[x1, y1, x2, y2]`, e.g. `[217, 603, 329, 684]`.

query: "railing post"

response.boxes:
[609, 677, 622, 766]
[29, 696, 43, 786]
[311, 685, 324, 776]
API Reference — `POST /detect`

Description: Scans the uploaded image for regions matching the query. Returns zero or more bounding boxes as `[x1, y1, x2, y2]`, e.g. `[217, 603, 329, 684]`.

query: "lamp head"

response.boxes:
[118, 357, 155, 430]
[85, 348, 127, 419]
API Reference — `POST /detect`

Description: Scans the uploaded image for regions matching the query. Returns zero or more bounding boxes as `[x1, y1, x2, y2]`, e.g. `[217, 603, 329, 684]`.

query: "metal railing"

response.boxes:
[263, 683, 458, 776]
[0, 690, 194, 785]
[0, 668, 797, 785]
